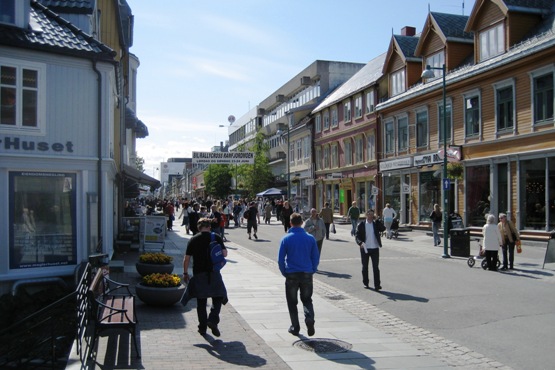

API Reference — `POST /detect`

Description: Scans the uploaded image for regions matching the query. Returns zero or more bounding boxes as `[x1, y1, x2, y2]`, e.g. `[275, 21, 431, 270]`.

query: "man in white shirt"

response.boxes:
[355, 209, 386, 290]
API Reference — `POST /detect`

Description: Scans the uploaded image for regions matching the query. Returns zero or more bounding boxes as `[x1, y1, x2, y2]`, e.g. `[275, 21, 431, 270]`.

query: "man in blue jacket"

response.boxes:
[278, 213, 320, 337]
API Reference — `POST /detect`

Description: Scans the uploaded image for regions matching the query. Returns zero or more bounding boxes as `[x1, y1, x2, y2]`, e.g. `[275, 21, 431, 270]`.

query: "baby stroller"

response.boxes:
[390, 217, 400, 239]
[467, 238, 500, 269]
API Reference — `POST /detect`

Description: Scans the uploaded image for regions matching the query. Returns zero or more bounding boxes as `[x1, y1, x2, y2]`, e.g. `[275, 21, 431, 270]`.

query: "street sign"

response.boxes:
[305, 179, 315, 186]
[331, 172, 342, 179]
[443, 178, 450, 190]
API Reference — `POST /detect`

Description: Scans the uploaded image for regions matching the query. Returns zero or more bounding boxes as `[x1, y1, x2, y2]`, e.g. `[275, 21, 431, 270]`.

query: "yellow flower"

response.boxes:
[142, 273, 181, 288]
[139, 252, 173, 264]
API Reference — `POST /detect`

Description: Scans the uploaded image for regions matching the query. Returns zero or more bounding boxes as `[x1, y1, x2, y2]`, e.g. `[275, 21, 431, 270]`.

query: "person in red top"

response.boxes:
[164, 200, 175, 231]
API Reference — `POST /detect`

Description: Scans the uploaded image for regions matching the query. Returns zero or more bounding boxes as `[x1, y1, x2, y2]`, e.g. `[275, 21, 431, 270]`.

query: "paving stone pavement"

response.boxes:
[67, 224, 520, 369]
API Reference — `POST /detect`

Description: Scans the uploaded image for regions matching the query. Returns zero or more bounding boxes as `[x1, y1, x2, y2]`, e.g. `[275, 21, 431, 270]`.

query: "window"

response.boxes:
[315, 114, 322, 133]
[315, 147, 322, 170]
[0, 0, 16, 25]
[296, 139, 302, 161]
[323, 110, 330, 130]
[425, 51, 445, 80]
[9, 172, 77, 270]
[415, 109, 428, 148]
[397, 115, 408, 151]
[331, 144, 338, 168]
[0, 59, 44, 133]
[343, 100, 351, 122]
[289, 142, 294, 164]
[323, 146, 330, 169]
[385, 120, 394, 153]
[366, 90, 375, 113]
[480, 23, 504, 61]
[464, 93, 481, 137]
[533, 72, 554, 125]
[303, 137, 310, 159]
[438, 100, 452, 143]
[355, 136, 364, 163]
[391, 68, 406, 96]
[344, 139, 352, 166]
[354, 95, 362, 118]
[494, 81, 514, 132]
[366, 134, 376, 161]
[331, 107, 338, 128]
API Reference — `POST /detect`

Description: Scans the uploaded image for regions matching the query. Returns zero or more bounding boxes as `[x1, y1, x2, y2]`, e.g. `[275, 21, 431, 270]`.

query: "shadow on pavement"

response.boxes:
[194, 339, 267, 367]
[377, 290, 429, 303]
[316, 270, 352, 280]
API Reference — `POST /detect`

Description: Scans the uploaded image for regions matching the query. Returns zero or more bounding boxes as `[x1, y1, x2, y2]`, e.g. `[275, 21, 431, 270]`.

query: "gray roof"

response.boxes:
[313, 53, 386, 113]
[36, 0, 94, 14]
[0, 1, 115, 60]
[431, 12, 473, 41]
[503, 0, 554, 12]
[394, 35, 420, 59]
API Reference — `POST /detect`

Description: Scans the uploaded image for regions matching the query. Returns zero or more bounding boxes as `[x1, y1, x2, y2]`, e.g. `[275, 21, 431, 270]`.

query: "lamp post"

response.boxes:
[277, 126, 290, 200]
[421, 64, 450, 258]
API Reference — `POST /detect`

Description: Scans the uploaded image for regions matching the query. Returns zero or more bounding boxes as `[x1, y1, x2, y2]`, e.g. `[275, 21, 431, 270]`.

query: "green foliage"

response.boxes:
[236, 130, 274, 198]
[447, 162, 464, 180]
[205, 164, 233, 199]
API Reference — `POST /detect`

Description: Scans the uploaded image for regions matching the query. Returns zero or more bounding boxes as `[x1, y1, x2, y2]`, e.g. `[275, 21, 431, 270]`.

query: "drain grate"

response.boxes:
[293, 338, 352, 353]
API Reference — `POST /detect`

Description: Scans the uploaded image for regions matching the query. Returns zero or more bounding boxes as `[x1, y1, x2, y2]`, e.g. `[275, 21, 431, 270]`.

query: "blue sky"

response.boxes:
[130, 0, 476, 178]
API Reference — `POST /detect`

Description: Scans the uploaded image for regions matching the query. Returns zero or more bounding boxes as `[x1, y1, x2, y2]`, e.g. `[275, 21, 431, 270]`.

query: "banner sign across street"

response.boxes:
[192, 151, 255, 164]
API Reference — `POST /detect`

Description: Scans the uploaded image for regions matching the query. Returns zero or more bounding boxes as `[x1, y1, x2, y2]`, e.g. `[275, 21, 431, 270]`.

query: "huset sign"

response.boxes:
[1, 136, 74, 153]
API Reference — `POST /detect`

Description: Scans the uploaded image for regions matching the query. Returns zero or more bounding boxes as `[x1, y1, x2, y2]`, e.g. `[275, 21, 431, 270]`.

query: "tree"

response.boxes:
[136, 156, 145, 172]
[204, 164, 232, 199]
[236, 130, 274, 198]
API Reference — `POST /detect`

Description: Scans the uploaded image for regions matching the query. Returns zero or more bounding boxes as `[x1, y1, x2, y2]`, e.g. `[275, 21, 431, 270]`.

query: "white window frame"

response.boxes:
[425, 51, 445, 80]
[397, 114, 409, 152]
[0, 57, 46, 135]
[315, 114, 322, 133]
[331, 107, 338, 128]
[344, 139, 353, 166]
[366, 90, 375, 113]
[0, 0, 27, 28]
[415, 107, 428, 149]
[479, 22, 505, 61]
[529, 65, 554, 126]
[296, 139, 302, 161]
[493, 78, 516, 135]
[355, 136, 364, 163]
[331, 143, 338, 168]
[303, 136, 310, 159]
[323, 146, 330, 169]
[323, 110, 330, 130]
[367, 133, 376, 161]
[343, 100, 352, 123]
[391, 68, 406, 96]
[289, 141, 295, 164]
[463, 89, 481, 139]
[354, 95, 362, 118]
[437, 98, 453, 144]
[384, 119, 395, 153]
[315, 146, 322, 170]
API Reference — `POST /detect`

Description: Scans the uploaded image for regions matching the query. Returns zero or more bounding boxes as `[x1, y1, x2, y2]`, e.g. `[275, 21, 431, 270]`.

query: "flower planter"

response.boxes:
[135, 283, 185, 306]
[135, 262, 174, 276]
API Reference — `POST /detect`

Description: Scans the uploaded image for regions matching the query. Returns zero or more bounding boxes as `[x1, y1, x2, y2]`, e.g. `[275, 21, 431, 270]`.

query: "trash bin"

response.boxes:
[450, 228, 470, 257]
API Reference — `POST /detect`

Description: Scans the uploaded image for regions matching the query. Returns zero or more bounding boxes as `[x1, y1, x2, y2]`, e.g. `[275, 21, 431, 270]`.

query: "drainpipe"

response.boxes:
[92, 60, 103, 252]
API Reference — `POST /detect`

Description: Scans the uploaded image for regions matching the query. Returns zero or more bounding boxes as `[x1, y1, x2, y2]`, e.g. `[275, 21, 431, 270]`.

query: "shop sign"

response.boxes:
[414, 153, 442, 167]
[379, 157, 412, 172]
[402, 184, 410, 194]
[305, 178, 315, 186]
[192, 151, 254, 164]
[1, 136, 74, 153]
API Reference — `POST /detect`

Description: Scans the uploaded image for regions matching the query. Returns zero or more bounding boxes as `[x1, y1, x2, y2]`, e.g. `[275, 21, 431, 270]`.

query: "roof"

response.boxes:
[0, 0, 115, 60]
[313, 53, 386, 113]
[431, 12, 473, 41]
[503, 0, 554, 12]
[394, 35, 420, 60]
[37, 0, 94, 14]
[466, 0, 554, 32]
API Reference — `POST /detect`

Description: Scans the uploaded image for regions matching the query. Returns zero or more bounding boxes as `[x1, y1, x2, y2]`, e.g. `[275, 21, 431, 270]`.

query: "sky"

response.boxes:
[130, 0, 476, 179]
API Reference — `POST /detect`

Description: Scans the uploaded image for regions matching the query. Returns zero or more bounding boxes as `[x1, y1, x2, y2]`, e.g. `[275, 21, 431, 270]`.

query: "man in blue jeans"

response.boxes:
[278, 213, 320, 336]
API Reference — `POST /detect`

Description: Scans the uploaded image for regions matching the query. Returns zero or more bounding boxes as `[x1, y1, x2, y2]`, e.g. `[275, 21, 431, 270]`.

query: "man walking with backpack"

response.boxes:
[182, 218, 228, 337]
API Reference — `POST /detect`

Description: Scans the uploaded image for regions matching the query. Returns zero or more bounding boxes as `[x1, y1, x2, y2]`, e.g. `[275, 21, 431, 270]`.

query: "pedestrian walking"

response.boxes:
[498, 213, 519, 270]
[244, 201, 260, 239]
[347, 201, 360, 236]
[482, 214, 503, 271]
[319, 202, 334, 240]
[382, 203, 396, 239]
[232, 201, 241, 227]
[164, 200, 175, 231]
[303, 208, 326, 255]
[189, 203, 200, 235]
[355, 209, 385, 290]
[281, 201, 293, 232]
[278, 212, 320, 337]
[430, 204, 442, 246]
[264, 202, 273, 224]
[182, 218, 228, 337]
[178, 201, 191, 234]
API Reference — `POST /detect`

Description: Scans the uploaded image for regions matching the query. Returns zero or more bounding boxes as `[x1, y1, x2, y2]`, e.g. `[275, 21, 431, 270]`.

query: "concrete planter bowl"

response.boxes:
[135, 262, 174, 277]
[135, 283, 185, 306]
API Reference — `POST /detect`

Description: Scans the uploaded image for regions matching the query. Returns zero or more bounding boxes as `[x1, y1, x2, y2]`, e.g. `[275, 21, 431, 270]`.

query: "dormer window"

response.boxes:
[425, 51, 445, 80]
[479, 22, 505, 61]
[391, 68, 406, 96]
[0, 0, 29, 28]
[0, 1, 15, 24]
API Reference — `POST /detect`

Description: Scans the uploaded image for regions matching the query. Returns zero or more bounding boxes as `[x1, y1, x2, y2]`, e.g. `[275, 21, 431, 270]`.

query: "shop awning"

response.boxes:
[123, 164, 161, 191]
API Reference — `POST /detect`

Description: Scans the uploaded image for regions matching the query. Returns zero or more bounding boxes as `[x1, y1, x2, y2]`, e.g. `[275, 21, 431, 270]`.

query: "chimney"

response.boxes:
[401, 26, 416, 36]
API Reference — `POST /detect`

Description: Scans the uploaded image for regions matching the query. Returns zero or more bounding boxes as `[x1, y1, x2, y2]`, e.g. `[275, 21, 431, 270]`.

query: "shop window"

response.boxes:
[9, 172, 77, 269]
[466, 165, 490, 227]
[520, 159, 547, 230]
[419, 171, 440, 222]
[383, 175, 400, 213]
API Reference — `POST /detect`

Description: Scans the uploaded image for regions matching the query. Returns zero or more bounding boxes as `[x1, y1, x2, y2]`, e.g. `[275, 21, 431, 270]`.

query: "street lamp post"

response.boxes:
[421, 64, 450, 258]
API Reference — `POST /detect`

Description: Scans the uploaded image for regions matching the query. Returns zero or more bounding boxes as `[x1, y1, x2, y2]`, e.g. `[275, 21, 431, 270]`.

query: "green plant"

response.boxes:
[447, 162, 464, 180]
[138, 252, 173, 264]
[142, 273, 181, 288]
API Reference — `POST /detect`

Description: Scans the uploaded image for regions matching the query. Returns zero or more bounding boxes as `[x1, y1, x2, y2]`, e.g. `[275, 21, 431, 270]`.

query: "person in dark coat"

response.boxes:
[280, 201, 293, 232]
[355, 209, 385, 291]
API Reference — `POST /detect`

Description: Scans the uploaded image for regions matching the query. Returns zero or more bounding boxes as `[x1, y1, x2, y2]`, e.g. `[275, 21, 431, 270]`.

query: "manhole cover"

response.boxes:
[293, 338, 352, 353]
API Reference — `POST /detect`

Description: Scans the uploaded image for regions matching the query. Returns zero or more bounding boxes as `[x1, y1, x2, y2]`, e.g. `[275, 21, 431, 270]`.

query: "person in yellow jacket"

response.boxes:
[319, 202, 334, 240]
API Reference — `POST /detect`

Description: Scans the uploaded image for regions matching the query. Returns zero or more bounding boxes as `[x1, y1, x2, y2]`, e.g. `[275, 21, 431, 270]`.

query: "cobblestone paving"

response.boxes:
[232, 243, 513, 370]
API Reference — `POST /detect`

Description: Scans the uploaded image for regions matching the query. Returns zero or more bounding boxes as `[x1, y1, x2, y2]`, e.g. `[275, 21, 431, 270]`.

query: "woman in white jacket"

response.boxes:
[382, 203, 396, 239]
[482, 214, 503, 271]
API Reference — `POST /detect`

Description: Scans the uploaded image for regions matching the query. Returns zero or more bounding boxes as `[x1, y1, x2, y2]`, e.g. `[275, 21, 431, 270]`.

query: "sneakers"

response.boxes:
[207, 322, 220, 337]
[288, 326, 300, 336]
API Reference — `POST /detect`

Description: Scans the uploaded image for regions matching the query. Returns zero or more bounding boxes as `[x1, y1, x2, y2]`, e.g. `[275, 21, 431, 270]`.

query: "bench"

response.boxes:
[75, 263, 140, 361]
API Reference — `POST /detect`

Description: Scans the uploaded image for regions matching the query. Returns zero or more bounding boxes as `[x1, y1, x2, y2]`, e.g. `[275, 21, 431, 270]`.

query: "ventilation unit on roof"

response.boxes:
[300, 76, 311, 85]
[257, 108, 266, 116]
[276, 94, 285, 103]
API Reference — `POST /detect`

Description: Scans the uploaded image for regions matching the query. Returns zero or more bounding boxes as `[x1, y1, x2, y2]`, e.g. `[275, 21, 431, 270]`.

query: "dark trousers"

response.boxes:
[501, 243, 515, 268]
[485, 250, 498, 271]
[196, 297, 224, 330]
[324, 223, 330, 239]
[285, 272, 315, 329]
[360, 248, 380, 288]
